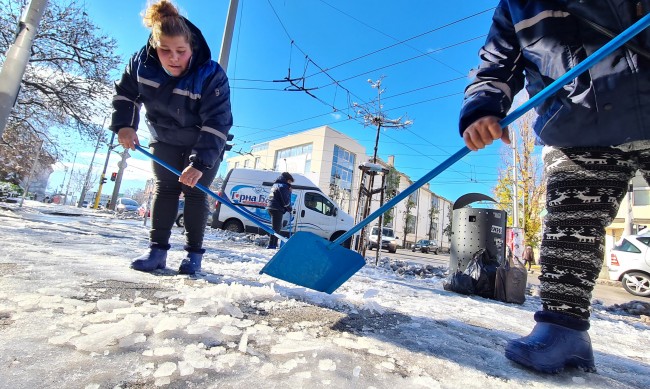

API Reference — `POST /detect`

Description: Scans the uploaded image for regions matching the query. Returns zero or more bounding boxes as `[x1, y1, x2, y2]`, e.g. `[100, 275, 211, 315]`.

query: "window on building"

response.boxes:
[408, 191, 417, 204]
[254, 157, 261, 169]
[251, 143, 269, 153]
[633, 189, 650, 206]
[406, 213, 415, 234]
[304, 192, 335, 216]
[234, 162, 239, 168]
[330, 145, 355, 203]
[243, 159, 250, 168]
[275, 144, 312, 174]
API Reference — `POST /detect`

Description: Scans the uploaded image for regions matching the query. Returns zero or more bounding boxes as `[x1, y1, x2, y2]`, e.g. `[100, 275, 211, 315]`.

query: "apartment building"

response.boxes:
[605, 171, 650, 250]
[225, 125, 453, 249]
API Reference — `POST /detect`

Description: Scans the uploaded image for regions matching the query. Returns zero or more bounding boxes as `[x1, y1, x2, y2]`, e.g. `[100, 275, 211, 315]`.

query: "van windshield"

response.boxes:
[371, 227, 394, 237]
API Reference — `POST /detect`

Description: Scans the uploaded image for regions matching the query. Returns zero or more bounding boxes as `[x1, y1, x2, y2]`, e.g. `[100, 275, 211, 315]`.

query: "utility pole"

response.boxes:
[109, 149, 129, 211]
[218, 0, 239, 72]
[512, 128, 519, 228]
[352, 78, 412, 259]
[19, 138, 43, 207]
[63, 152, 77, 205]
[94, 131, 115, 209]
[0, 0, 48, 136]
[59, 165, 68, 194]
[624, 183, 634, 236]
[77, 131, 104, 207]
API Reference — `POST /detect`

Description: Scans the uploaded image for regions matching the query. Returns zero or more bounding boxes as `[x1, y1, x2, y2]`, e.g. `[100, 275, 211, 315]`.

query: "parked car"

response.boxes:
[367, 226, 400, 253]
[176, 199, 185, 227]
[175, 199, 213, 227]
[115, 198, 139, 214]
[412, 239, 438, 254]
[608, 233, 650, 297]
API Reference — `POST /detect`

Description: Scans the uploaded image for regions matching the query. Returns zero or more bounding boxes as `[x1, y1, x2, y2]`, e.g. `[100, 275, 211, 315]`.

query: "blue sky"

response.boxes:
[50, 0, 513, 203]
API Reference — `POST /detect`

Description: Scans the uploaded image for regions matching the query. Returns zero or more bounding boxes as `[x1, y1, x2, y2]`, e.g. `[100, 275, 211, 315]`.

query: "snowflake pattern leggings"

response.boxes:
[541, 146, 650, 320]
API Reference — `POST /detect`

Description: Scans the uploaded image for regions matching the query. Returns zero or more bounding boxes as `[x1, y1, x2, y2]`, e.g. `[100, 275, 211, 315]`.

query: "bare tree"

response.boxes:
[0, 0, 120, 167]
[0, 126, 55, 184]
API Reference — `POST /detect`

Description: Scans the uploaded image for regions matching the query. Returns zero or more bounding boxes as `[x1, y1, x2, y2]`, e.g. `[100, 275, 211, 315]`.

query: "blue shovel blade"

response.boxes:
[259, 231, 366, 294]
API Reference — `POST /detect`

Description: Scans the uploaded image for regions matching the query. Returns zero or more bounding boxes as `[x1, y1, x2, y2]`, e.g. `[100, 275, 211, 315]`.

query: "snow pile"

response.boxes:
[0, 201, 649, 388]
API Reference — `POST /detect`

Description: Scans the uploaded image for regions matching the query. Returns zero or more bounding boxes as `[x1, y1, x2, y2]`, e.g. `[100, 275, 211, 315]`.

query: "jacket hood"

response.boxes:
[276, 172, 294, 183]
[144, 16, 212, 74]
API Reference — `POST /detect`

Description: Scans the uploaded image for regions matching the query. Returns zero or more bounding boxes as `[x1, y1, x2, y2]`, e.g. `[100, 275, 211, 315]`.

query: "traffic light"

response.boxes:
[100, 177, 107, 184]
[110, 172, 117, 181]
[221, 133, 234, 159]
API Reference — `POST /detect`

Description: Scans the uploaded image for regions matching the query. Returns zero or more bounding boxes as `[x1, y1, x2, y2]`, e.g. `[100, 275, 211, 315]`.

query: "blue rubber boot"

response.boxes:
[505, 311, 596, 374]
[178, 247, 205, 275]
[131, 244, 169, 272]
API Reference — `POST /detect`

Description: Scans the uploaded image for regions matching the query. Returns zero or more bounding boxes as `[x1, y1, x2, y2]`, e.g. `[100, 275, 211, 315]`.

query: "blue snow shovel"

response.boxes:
[134, 145, 288, 245]
[259, 13, 650, 294]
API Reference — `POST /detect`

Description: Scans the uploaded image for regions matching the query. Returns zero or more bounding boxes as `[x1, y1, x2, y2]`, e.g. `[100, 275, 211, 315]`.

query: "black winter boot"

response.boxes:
[505, 311, 595, 373]
[130, 244, 170, 272]
[178, 247, 205, 275]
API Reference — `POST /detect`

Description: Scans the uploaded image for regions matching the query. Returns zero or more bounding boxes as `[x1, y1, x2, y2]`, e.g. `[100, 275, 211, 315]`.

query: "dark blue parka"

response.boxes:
[266, 175, 292, 213]
[460, 0, 650, 147]
[110, 18, 233, 171]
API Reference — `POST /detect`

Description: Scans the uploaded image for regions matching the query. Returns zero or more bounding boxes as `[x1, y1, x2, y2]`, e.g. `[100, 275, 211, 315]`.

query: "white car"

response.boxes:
[367, 226, 400, 254]
[608, 234, 650, 297]
[115, 198, 139, 214]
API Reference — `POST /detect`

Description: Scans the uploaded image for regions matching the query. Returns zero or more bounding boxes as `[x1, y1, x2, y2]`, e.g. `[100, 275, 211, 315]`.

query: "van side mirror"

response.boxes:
[396, 236, 400, 240]
[332, 208, 338, 217]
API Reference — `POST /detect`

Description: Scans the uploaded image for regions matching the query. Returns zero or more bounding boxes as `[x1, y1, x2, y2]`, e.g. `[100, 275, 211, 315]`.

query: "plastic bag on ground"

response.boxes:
[495, 257, 527, 304]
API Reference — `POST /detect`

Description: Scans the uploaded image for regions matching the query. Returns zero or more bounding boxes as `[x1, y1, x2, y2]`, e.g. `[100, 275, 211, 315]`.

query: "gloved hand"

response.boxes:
[286, 205, 293, 212]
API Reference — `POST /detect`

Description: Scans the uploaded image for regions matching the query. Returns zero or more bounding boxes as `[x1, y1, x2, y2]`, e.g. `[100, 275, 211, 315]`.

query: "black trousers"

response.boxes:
[267, 208, 284, 247]
[541, 145, 650, 320]
[149, 141, 219, 251]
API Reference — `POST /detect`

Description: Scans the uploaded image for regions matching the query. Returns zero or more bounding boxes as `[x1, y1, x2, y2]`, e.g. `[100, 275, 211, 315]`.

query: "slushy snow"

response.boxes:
[0, 201, 649, 389]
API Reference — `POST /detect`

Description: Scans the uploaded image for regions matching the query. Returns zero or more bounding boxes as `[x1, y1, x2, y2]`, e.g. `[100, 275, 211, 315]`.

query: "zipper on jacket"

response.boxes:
[635, 1, 644, 20]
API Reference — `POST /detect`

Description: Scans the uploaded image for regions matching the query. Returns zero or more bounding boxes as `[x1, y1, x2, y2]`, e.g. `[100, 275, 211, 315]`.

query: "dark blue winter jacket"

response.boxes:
[460, 0, 650, 147]
[110, 18, 233, 171]
[266, 176, 292, 213]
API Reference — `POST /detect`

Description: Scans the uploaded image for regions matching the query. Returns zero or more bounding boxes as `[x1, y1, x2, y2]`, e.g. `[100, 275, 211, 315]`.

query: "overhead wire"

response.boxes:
[233, 2, 501, 188]
[301, 6, 495, 80]
[316, 0, 473, 77]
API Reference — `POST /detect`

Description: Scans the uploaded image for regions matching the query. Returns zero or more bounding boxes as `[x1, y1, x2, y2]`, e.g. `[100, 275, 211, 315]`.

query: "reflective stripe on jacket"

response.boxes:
[460, 0, 650, 147]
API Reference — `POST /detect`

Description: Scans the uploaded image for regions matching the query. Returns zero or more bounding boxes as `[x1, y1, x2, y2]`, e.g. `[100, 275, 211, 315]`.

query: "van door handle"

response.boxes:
[301, 210, 305, 217]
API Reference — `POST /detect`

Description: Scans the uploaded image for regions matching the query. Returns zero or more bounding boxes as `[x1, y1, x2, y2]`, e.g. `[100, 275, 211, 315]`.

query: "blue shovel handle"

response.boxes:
[135, 145, 287, 243]
[331, 12, 650, 248]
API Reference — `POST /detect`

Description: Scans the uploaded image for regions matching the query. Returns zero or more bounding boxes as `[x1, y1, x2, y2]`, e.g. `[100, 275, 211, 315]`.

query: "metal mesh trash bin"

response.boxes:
[449, 194, 507, 273]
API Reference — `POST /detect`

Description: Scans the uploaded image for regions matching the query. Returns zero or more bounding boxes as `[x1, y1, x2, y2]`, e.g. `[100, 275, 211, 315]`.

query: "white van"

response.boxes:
[211, 169, 355, 247]
[367, 225, 400, 253]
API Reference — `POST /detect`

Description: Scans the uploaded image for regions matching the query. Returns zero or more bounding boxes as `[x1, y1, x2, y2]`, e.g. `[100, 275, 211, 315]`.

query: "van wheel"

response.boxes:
[223, 219, 244, 233]
[175, 215, 184, 227]
[330, 231, 352, 249]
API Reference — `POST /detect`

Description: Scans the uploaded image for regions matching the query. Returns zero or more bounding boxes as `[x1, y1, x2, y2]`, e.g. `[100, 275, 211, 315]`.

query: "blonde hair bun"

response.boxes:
[142, 0, 192, 48]
[143, 0, 179, 28]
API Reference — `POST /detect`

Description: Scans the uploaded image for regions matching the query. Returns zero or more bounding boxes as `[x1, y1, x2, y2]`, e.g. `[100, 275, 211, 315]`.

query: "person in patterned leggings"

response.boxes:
[458, 1, 650, 374]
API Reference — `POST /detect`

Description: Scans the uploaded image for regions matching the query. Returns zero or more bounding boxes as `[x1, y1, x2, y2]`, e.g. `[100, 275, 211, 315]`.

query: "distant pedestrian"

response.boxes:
[110, 0, 232, 275]
[522, 245, 535, 271]
[265, 172, 294, 249]
[105, 199, 111, 209]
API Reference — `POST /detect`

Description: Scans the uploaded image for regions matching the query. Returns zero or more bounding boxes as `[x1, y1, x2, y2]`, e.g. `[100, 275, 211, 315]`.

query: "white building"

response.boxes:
[363, 156, 453, 251]
[226, 125, 453, 249]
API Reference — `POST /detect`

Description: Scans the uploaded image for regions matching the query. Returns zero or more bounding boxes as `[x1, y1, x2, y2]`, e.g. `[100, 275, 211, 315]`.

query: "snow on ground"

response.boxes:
[0, 200, 649, 389]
